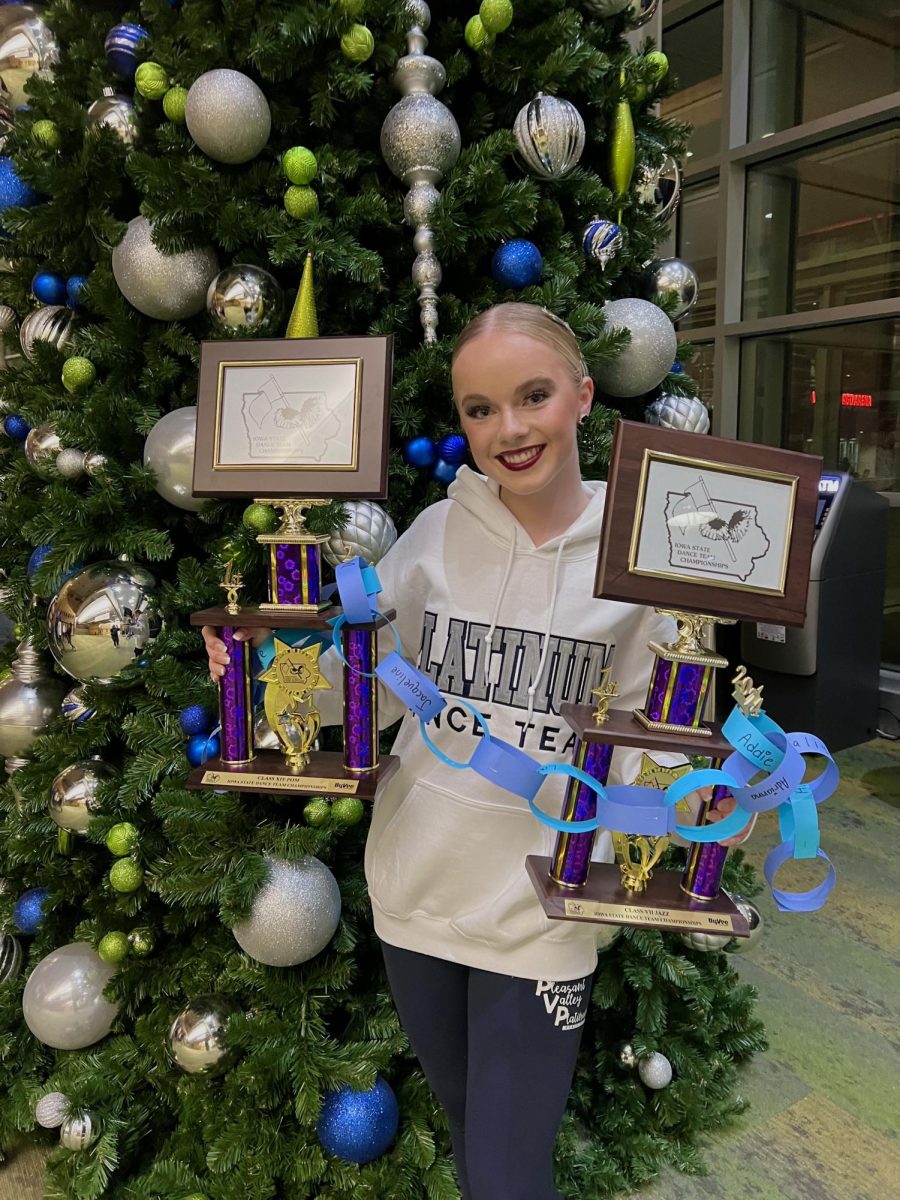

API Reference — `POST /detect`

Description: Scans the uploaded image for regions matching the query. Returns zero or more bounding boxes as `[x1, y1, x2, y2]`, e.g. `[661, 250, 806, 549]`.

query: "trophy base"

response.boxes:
[632, 708, 714, 738]
[186, 750, 399, 800]
[258, 601, 331, 615]
[525, 856, 751, 937]
[190, 605, 396, 632]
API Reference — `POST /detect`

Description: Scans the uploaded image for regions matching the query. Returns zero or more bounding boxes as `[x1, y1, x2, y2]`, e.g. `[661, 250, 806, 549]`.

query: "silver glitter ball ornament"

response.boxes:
[19, 305, 73, 360]
[645, 393, 710, 435]
[55, 448, 86, 479]
[628, 0, 660, 28]
[726, 896, 764, 953]
[595, 298, 677, 398]
[638, 1051, 673, 1089]
[48, 759, 117, 834]
[59, 1111, 98, 1151]
[0, 930, 23, 984]
[24, 421, 61, 474]
[380, 92, 461, 186]
[635, 154, 682, 223]
[232, 856, 342, 967]
[185, 69, 271, 164]
[679, 929, 731, 952]
[206, 264, 283, 335]
[639, 257, 698, 322]
[86, 88, 138, 147]
[83, 451, 107, 476]
[0, 640, 65, 758]
[0, 7, 59, 109]
[112, 217, 218, 321]
[34, 1091, 69, 1128]
[47, 561, 164, 686]
[513, 92, 585, 180]
[168, 994, 239, 1075]
[403, 181, 440, 226]
[323, 500, 398, 567]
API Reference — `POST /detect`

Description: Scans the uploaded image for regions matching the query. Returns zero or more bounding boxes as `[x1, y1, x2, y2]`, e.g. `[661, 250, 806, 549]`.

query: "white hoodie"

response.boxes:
[318, 466, 679, 981]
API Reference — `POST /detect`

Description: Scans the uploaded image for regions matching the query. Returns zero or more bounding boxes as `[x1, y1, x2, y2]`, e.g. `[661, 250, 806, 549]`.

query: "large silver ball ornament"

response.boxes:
[635, 154, 682, 223]
[206, 264, 283, 336]
[323, 500, 398, 567]
[645, 393, 710, 436]
[185, 69, 271, 164]
[24, 421, 61, 475]
[639, 257, 698, 322]
[112, 217, 218, 321]
[19, 305, 73, 360]
[47, 561, 164, 686]
[231, 856, 342, 967]
[142, 406, 205, 512]
[34, 1091, 69, 1128]
[86, 88, 138, 147]
[513, 92, 585, 180]
[0, 640, 66, 758]
[726, 897, 764, 953]
[0, 930, 23, 984]
[48, 759, 117, 834]
[380, 93, 461, 186]
[22, 943, 118, 1050]
[0, 6, 59, 108]
[168, 994, 239, 1075]
[59, 1111, 99, 1151]
[638, 1051, 673, 1089]
[595, 298, 677, 398]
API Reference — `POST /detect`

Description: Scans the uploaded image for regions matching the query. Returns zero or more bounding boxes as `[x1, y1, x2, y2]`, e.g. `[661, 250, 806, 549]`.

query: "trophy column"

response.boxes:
[256, 498, 330, 613]
[342, 624, 379, 774]
[219, 625, 254, 766]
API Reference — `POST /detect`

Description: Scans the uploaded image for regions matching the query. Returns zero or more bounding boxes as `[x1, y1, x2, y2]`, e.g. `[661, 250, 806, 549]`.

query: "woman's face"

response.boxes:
[452, 331, 593, 499]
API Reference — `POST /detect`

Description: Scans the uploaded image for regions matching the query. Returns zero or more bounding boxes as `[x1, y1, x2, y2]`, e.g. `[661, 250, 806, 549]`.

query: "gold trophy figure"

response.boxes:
[219, 562, 244, 616]
[258, 639, 332, 772]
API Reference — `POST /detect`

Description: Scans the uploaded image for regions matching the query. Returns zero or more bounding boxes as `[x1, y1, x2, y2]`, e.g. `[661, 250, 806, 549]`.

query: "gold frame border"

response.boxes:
[627, 449, 797, 598]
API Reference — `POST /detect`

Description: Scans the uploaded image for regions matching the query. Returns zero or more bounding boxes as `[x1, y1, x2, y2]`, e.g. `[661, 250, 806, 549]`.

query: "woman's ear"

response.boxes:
[579, 374, 594, 420]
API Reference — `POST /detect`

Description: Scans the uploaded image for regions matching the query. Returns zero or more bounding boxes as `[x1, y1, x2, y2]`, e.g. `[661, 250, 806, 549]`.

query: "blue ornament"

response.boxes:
[670, 359, 685, 374]
[14, 887, 48, 936]
[32, 271, 67, 305]
[186, 731, 220, 767]
[179, 705, 214, 736]
[0, 157, 40, 227]
[432, 458, 459, 485]
[491, 239, 543, 290]
[317, 1077, 399, 1164]
[104, 23, 149, 81]
[403, 436, 437, 469]
[436, 433, 466, 464]
[3, 414, 31, 441]
[66, 274, 88, 310]
[27, 543, 53, 578]
[581, 218, 623, 270]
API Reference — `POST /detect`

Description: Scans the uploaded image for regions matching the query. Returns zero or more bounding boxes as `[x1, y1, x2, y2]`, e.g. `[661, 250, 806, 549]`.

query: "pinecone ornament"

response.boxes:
[645, 393, 710, 435]
[323, 501, 398, 567]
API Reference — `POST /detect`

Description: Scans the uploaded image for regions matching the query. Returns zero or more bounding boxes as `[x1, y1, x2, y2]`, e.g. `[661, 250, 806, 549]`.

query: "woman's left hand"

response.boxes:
[697, 787, 757, 848]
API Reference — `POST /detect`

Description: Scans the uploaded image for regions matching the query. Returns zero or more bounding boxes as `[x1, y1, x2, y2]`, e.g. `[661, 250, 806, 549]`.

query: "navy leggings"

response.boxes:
[381, 941, 594, 1200]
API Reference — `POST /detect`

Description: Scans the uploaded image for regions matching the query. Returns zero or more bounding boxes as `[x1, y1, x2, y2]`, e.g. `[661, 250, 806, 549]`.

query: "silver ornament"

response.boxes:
[55, 448, 86, 479]
[635, 154, 682, 223]
[586, 1, 631, 13]
[61, 685, 94, 723]
[678, 929, 731, 952]
[253, 708, 280, 750]
[143, 406, 204, 511]
[206, 264, 283, 335]
[628, 0, 660, 28]
[24, 421, 61, 474]
[86, 88, 138, 147]
[513, 93, 585, 180]
[34, 1091, 69, 1128]
[619, 1042, 637, 1068]
[581, 217, 623, 270]
[47, 561, 164, 686]
[0, 6, 59, 109]
[0, 930, 23, 984]
[380, 2, 459, 344]
[83, 451, 107, 476]
[638, 1051, 673, 1089]
[22, 943, 118, 1050]
[185, 69, 271, 164]
[112, 216, 218, 321]
[639, 257, 698, 322]
[168, 994, 239, 1075]
[726, 896, 764, 953]
[19, 305, 73, 360]
[48, 759, 117, 834]
[323, 500, 398, 567]
[0, 303, 21, 372]
[232, 856, 342, 967]
[59, 1111, 98, 1151]
[645, 393, 710, 436]
[595, 298, 677, 398]
[0, 639, 65, 758]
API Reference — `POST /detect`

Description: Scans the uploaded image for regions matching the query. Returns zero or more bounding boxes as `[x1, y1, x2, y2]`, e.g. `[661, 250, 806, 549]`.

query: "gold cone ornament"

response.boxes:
[286, 254, 318, 338]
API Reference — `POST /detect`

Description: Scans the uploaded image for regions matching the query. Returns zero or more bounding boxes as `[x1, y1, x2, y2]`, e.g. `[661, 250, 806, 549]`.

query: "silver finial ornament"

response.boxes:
[380, 2, 460, 344]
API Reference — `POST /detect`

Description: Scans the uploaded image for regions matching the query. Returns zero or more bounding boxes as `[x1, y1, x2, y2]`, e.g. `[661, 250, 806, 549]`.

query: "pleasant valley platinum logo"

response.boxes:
[534, 979, 589, 1031]
[664, 475, 771, 583]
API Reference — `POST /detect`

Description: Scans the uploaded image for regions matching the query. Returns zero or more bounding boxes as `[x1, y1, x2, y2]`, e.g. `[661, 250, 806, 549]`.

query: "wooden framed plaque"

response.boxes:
[193, 335, 394, 498]
[595, 421, 821, 626]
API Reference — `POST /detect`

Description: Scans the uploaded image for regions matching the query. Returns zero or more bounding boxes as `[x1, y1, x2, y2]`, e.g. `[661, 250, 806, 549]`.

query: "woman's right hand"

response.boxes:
[202, 625, 271, 681]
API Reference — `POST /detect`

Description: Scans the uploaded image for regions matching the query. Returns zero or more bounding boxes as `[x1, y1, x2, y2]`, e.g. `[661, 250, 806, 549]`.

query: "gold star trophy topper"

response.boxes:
[219, 561, 244, 616]
[258, 639, 332, 772]
[732, 665, 764, 718]
[633, 752, 693, 814]
[591, 666, 619, 725]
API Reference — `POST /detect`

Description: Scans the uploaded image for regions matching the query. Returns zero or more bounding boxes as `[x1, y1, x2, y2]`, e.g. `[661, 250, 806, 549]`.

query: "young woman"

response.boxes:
[204, 303, 744, 1200]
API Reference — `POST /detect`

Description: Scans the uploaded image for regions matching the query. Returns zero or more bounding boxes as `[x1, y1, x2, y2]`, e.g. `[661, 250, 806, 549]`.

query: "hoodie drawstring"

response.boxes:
[526, 536, 569, 721]
[483, 524, 517, 684]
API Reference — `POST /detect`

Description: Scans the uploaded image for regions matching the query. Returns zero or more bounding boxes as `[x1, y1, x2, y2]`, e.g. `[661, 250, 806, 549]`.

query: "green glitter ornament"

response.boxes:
[61, 357, 96, 394]
[135, 62, 169, 101]
[241, 502, 279, 534]
[106, 821, 139, 857]
[303, 797, 332, 827]
[284, 186, 319, 219]
[128, 928, 155, 957]
[98, 931, 130, 964]
[109, 858, 143, 894]
[331, 796, 364, 827]
[479, 0, 513, 34]
[465, 16, 491, 50]
[32, 119, 61, 150]
[162, 86, 188, 123]
[340, 23, 375, 63]
[282, 146, 318, 185]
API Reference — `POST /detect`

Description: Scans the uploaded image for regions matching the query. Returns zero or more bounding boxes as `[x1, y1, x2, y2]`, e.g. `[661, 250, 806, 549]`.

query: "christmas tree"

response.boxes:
[0, 1, 765, 1196]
